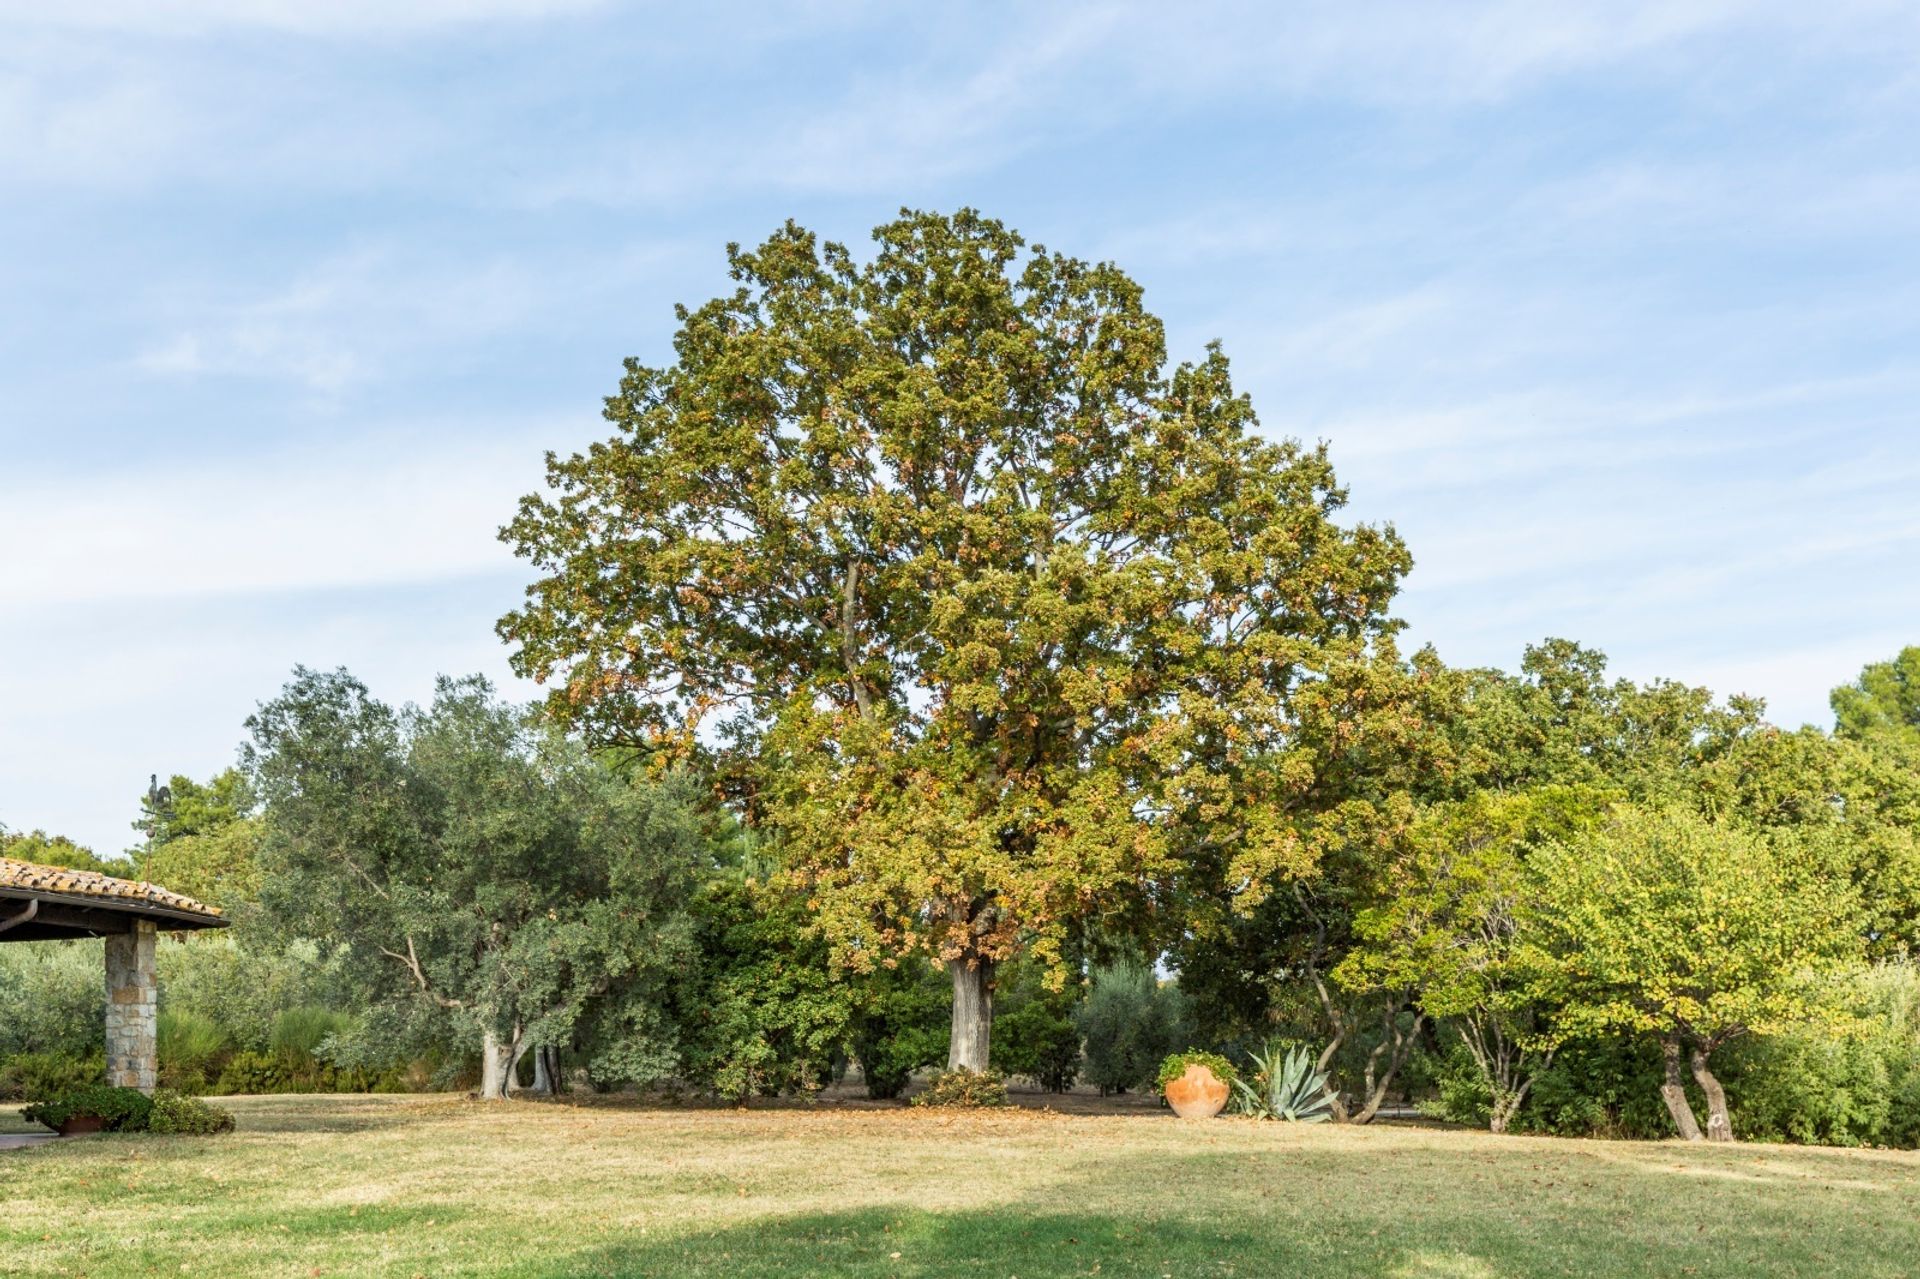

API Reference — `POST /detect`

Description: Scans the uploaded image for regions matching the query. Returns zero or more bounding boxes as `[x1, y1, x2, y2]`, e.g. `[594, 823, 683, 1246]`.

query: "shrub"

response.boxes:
[1076, 959, 1187, 1095]
[0, 941, 104, 1062]
[23, 1084, 154, 1133]
[993, 1000, 1082, 1092]
[1156, 1049, 1239, 1091]
[1231, 1041, 1333, 1122]
[676, 878, 859, 1101]
[214, 1050, 293, 1095]
[147, 1089, 237, 1136]
[209, 1048, 394, 1096]
[1417, 1040, 1495, 1128]
[1719, 962, 1920, 1148]
[990, 960, 1082, 1093]
[269, 1005, 350, 1082]
[156, 934, 349, 1056]
[0, 1051, 102, 1102]
[911, 1067, 1007, 1108]
[849, 960, 950, 1100]
[1508, 1035, 1674, 1139]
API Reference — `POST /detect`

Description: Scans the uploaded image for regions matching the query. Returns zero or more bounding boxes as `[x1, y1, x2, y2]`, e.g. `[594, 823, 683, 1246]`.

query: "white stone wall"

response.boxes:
[104, 919, 157, 1092]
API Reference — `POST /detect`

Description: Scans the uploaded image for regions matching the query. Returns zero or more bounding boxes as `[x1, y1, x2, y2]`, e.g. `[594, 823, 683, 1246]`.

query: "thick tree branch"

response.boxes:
[379, 935, 463, 1010]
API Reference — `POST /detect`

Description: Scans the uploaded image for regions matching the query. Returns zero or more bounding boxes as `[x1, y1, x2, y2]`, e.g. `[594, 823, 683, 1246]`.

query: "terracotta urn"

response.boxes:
[1164, 1063, 1230, 1119]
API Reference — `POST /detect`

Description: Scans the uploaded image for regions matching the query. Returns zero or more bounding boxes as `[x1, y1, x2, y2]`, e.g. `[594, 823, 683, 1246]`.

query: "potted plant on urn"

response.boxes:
[1157, 1049, 1238, 1119]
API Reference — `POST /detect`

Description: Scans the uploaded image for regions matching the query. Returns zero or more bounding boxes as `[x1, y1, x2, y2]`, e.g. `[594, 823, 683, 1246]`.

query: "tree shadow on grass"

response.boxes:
[534, 1207, 1291, 1279]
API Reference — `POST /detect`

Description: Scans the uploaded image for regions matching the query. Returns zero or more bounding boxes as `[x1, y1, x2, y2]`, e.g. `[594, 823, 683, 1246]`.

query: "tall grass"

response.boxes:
[269, 1005, 351, 1077]
[157, 1009, 230, 1093]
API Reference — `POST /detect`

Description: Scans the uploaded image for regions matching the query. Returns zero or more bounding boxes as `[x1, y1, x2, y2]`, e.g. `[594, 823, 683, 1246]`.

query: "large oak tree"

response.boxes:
[500, 209, 1410, 1067]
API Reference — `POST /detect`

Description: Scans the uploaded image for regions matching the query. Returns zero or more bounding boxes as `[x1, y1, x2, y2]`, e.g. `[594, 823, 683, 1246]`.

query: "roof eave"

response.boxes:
[0, 886, 229, 931]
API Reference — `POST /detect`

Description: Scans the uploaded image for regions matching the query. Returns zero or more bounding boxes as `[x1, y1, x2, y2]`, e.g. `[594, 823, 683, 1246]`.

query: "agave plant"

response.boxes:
[1232, 1041, 1334, 1122]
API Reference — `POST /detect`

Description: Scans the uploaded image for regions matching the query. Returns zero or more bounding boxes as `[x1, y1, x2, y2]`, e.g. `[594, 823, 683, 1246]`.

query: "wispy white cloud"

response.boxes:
[1, 426, 561, 607]
[4, 0, 1918, 859]
[516, 0, 1918, 209]
[0, 41, 197, 184]
[10, 0, 1918, 205]
[128, 250, 459, 394]
[124, 239, 691, 395]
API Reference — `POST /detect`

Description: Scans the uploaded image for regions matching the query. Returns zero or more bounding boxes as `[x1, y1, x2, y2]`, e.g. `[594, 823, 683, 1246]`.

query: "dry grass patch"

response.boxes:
[2, 1094, 1915, 1277]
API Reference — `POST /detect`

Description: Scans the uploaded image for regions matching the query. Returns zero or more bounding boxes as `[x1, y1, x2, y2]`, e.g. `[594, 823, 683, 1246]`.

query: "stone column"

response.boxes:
[105, 919, 158, 1092]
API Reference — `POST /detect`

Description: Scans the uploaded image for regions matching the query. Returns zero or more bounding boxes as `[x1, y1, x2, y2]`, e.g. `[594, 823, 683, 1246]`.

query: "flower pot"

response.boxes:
[55, 1114, 107, 1136]
[1164, 1063, 1230, 1119]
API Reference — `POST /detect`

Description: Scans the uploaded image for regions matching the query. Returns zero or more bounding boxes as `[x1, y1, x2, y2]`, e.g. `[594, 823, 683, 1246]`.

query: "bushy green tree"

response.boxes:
[676, 876, 859, 1100]
[135, 768, 252, 851]
[139, 818, 263, 913]
[498, 208, 1413, 1070]
[847, 958, 950, 1100]
[1527, 805, 1861, 1141]
[1720, 963, 1920, 1148]
[1076, 959, 1186, 1095]
[156, 933, 349, 1055]
[1337, 787, 1607, 1131]
[0, 827, 130, 877]
[1833, 647, 1920, 740]
[0, 941, 102, 1061]
[990, 958, 1083, 1092]
[246, 668, 705, 1099]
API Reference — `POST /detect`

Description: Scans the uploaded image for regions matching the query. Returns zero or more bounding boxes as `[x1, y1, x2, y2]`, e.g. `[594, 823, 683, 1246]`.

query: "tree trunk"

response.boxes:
[1488, 1077, 1536, 1136]
[1461, 1013, 1545, 1136]
[1689, 1045, 1734, 1143]
[479, 1028, 511, 1101]
[947, 956, 994, 1071]
[477, 1023, 525, 1101]
[1659, 1035, 1703, 1141]
[1348, 1007, 1425, 1125]
[530, 1046, 558, 1097]
[1303, 933, 1351, 1121]
[506, 1039, 531, 1096]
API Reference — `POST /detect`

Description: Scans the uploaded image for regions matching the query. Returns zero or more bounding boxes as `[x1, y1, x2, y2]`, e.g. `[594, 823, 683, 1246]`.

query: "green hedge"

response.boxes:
[23, 1084, 153, 1132]
[22, 1084, 234, 1136]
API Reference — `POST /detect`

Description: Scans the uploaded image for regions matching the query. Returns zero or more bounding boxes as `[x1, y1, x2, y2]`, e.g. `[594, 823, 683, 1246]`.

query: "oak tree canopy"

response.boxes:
[499, 209, 1412, 1066]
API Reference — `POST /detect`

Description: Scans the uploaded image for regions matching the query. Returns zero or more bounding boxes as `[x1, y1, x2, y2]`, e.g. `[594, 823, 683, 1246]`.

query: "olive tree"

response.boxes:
[246, 669, 704, 1098]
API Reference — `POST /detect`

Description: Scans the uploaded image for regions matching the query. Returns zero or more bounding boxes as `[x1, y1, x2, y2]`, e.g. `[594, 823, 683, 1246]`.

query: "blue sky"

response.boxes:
[4, 1, 1917, 858]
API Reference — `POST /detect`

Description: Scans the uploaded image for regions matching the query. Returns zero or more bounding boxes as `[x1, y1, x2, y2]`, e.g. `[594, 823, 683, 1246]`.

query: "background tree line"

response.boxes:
[5, 212, 1916, 1145]
[6, 641, 1913, 1145]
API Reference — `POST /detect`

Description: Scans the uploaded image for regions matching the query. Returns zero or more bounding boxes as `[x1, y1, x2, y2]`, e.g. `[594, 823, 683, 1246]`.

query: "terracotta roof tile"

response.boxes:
[0, 858, 225, 921]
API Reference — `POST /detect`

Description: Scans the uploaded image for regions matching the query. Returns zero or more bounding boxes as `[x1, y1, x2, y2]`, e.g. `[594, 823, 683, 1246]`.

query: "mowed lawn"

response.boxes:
[2, 1094, 1916, 1278]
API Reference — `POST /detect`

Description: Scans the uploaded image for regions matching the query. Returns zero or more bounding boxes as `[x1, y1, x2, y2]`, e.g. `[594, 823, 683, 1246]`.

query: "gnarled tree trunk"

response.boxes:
[1460, 1013, 1549, 1135]
[530, 1045, 557, 1096]
[1659, 1035, 1704, 1141]
[477, 1022, 525, 1101]
[479, 1029, 510, 1100]
[1689, 1045, 1733, 1142]
[947, 956, 994, 1071]
[1348, 1006, 1426, 1125]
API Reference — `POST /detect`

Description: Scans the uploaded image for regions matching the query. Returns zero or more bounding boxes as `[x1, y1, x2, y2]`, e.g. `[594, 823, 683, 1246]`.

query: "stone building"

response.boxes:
[0, 857, 229, 1092]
